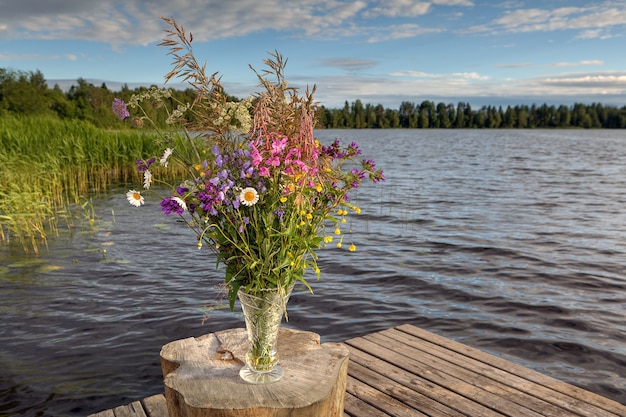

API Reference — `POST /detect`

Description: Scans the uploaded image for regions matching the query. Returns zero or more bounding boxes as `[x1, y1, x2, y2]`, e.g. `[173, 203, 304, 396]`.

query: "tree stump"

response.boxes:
[160, 328, 349, 417]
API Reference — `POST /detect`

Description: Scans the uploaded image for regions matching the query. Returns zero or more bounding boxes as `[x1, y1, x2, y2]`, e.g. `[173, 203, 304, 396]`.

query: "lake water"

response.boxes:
[1, 129, 626, 416]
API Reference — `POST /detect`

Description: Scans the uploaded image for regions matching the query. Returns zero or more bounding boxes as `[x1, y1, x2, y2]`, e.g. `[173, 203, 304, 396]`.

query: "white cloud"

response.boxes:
[363, 0, 431, 18]
[540, 72, 626, 89]
[388, 69, 489, 80]
[452, 72, 489, 80]
[0, 0, 479, 46]
[388, 70, 435, 77]
[461, 2, 626, 37]
[367, 23, 443, 42]
[0, 0, 372, 44]
[546, 60, 604, 68]
[0, 52, 78, 61]
[432, 0, 474, 6]
[312, 68, 626, 108]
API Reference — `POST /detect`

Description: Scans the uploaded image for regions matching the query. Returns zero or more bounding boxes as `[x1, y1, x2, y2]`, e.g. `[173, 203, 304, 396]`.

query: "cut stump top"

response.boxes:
[160, 328, 350, 411]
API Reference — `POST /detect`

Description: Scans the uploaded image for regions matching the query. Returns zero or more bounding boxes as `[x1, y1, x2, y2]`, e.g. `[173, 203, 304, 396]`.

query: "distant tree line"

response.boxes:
[2, 68, 626, 129]
[317, 99, 626, 129]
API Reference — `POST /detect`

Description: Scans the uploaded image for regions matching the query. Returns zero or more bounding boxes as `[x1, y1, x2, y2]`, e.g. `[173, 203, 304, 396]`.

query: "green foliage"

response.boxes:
[0, 115, 166, 253]
[320, 100, 626, 129]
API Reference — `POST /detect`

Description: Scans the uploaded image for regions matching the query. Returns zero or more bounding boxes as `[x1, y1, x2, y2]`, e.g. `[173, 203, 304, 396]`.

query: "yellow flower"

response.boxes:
[337, 242, 342, 248]
[341, 218, 346, 223]
[315, 183, 322, 192]
[334, 228, 341, 235]
[324, 236, 333, 243]
[349, 244, 356, 252]
[306, 213, 313, 220]
[280, 197, 287, 203]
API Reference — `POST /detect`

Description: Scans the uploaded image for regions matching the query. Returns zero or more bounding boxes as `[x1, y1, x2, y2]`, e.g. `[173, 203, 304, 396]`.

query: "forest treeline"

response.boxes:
[2, 68, 626, 129]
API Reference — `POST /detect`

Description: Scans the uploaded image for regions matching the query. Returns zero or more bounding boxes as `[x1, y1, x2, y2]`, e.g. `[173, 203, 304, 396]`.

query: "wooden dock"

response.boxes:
[89, 323, 626, 417]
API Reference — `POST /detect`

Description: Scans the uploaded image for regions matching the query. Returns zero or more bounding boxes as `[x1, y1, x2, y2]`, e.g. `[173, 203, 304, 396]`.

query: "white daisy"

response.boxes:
[239, 187, 259, 206]
[143, 170, 152, 189]
[160, 148, 173, 167]
[126, 190, 145, 207]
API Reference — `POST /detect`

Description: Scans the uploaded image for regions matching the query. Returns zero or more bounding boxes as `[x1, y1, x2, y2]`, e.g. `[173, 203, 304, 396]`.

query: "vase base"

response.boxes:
[239, 364, 284, 384]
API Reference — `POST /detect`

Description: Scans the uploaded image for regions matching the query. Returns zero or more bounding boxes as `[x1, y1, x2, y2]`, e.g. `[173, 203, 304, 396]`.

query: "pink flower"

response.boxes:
[271, 136, 288, 155]
[259, 166, 270, 177]
[284, 148, 301, 165]
[266, 156, 280, 167]
[250, 142, 263, 166]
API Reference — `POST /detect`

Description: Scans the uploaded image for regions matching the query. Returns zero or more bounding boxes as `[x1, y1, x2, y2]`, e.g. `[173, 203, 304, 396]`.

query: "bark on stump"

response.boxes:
[160, 328, 349, 417]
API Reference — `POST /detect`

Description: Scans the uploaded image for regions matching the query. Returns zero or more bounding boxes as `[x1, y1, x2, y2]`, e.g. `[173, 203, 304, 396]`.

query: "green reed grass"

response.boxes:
[0, 115, 172, 253]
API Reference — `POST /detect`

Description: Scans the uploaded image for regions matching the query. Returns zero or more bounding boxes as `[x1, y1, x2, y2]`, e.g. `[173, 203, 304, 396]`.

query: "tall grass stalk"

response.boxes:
[0, 115, 175, 253]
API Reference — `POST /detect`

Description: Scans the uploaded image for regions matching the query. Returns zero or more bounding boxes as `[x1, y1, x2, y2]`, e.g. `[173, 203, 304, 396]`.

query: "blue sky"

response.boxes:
[1, 0, 625, 109]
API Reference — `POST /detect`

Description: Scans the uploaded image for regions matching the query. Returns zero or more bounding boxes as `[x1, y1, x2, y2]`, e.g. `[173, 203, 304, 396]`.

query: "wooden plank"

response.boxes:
[348, 360, 463, 417]
[142, 394, 168, 417]
[364, 329, 580, 417]
[346, 341, 505, 417]
[112, 400, 147, 417]
[88, 324, 626, 417]
[346, 373, 429, 417]
[344, 391, 391, 417]
[396, 324, 626, 417]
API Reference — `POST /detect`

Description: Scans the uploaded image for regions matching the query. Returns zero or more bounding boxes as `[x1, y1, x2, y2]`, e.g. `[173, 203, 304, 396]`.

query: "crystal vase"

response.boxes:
[237, 285, 293, 384]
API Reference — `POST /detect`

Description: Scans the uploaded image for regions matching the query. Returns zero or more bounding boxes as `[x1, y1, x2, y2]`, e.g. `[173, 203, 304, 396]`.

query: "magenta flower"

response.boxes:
[112, 98, 130, 120]
[271, 137, 288, 155]
[266, 156, 280, 167]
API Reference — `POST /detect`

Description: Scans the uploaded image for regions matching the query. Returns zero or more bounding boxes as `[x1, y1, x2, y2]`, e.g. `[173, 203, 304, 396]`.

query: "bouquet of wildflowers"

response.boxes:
[114, 18, 384, 309]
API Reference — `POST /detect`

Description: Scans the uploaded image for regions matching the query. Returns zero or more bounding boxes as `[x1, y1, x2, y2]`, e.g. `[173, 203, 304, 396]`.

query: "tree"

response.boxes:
[455, 102, 466, 128]
[557, 105, 571, 128]
[398, 101, 415, 128]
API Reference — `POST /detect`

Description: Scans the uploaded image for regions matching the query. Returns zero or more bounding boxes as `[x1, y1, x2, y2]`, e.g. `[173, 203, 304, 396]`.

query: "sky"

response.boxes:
[1, 0, 626, 109]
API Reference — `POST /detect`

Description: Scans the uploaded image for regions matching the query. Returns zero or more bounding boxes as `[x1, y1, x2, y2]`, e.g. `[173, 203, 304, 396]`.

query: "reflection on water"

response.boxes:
[1, 129, 626, 416]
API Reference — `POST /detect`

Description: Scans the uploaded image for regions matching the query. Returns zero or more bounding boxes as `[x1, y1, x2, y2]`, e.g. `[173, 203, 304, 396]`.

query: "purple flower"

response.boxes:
[322, 140, 343, 159]
[136, 158, 155, 172]
[273, 205, 285, 219]
[161, 196, 185, 216]
[112, 98, 130, 120]
[238, 217, 250, 233]
[346, 142, 362, 157]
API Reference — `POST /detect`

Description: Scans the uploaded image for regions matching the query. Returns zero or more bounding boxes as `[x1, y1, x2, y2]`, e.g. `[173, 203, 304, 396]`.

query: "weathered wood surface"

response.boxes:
[160, 327, 349, 417]
[88, 394, 165, 417]
[343, 323, 626, 417]
[89, 324, 626, 417]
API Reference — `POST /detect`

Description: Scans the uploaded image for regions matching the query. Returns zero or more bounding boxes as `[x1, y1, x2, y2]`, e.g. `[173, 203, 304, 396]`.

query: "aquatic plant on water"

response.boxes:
[0, 116, 167, 253]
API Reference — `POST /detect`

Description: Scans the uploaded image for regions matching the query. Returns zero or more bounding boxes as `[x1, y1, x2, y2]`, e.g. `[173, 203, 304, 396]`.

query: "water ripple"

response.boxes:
[2, 129, 626, 415]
